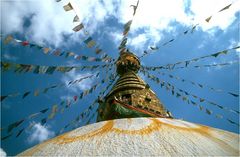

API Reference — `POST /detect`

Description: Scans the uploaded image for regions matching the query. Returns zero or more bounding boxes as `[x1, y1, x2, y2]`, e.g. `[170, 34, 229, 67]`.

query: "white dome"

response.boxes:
[19, 118, 239, 156]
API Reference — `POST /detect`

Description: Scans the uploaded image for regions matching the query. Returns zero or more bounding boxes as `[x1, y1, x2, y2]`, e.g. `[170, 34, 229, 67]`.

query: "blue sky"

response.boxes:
[1, 0, 239, 156]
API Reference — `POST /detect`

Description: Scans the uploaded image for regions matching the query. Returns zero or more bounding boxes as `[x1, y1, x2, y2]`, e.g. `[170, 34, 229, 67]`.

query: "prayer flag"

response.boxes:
[205, 16, 212, 22]
[206, 109, 212, 115]
[1, 134, 12, 140]
[124, 20, 132, 30]
[7, 119, 24, 133]
[191, 24, 199, 33]
[16, 128, 24, 137]
[43, 48, 50, 54]
[176, 93, 181, 98]
[95, 48, 102, 54]
[41, 118, 47, 125]
[228, 92, 239, 97]
[227, 119, 239, 126]
[73, 23, 84, 32]
[216, 114, 223, 119]
[1, 96, 8, 102]
[74, 95, 78, 101]
[22, 91, 30, 99]
[22, 41, 29, 46]
[45, 66, 57, 75]
[34, 89, 39, 96]
[40, 108, 49, 113]
[63, 2, 73, 11]
[48, 105, 58, 119]
[28, 112, 40, 119]
[130, 0, 139, 15]
[150, 46, 159, 50]
[87, 40, 96, 48]
[200, 98, 205, 102]
[4, 35, 13, 45]
[73, 15, 80, 22]
[53, 50, 61, 56]
[218, 4, 232, 12]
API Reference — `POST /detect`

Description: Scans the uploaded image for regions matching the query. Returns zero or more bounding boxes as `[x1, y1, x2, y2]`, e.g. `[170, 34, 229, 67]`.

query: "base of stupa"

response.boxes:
[18, 118, 239, 156]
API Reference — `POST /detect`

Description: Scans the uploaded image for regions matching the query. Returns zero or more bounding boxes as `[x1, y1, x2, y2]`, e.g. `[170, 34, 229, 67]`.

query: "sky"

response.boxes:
[1, 0, 240, 156]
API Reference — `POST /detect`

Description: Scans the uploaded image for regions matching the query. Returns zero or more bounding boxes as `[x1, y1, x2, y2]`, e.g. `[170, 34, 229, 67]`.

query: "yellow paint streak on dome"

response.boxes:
[112, 118, 161, 135]
[18, 118, 239, 156]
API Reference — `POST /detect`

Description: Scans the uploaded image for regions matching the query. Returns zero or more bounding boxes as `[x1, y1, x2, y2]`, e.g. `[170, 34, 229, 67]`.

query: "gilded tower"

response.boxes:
[97, 50, 172, 121]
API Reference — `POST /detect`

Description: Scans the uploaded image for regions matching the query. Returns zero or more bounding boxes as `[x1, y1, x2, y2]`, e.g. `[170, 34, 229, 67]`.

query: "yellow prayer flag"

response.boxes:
[73, 23, 84, 32]
[48, 105, 58, 119]
[34, 90, 39, 96]
[4, 35, 13, 45]
[63, 2, 73, 11]
[69, 52, 75, 57]
[43, 48, 50, 54]
[87, 40, 96, 48]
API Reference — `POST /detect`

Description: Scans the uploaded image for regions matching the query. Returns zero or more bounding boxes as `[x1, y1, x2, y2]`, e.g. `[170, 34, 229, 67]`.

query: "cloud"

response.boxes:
[0, 148, 7, 157]
[189, 0, 240, 31]
[228, 39, 240, 52]
[2, 53, 18, 61]
[1, 0, 238, 53]
[61, 69, 95, 94]
[27, 122, 55, 144]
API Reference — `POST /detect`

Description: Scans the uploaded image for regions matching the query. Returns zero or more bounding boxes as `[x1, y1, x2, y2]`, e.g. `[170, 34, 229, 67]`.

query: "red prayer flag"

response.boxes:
[22, 41, 29, 46]
[74, 96, 78, 101]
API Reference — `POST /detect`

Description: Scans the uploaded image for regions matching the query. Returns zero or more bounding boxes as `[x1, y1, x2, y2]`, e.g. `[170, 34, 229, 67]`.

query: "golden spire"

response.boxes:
[97, 50, 171, 121]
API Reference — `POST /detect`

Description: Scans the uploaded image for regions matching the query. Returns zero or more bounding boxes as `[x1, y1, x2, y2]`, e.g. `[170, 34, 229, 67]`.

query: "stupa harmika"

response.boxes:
[19, 50, 239, 156]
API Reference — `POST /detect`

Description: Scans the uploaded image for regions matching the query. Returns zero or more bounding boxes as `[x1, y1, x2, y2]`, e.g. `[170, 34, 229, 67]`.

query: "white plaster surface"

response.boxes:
[18, 118, 239, 156]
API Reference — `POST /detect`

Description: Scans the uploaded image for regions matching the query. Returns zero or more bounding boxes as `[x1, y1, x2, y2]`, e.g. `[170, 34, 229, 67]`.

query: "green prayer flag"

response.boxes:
[1, 133, 13, 140]
[41, 118, 47, 125]
[216, 114, 223, 119]
[206, 109, 212, 115]
[176, 93, 181, 98]
[40, 108, 49, 113]
[7, 119, 24, 133]
[1, 96, 8, 102]
[199, 98, 205, 102]
[22, 91, 30, 99]
[16, 128, 24, 137]
[228, 92, 239, 97]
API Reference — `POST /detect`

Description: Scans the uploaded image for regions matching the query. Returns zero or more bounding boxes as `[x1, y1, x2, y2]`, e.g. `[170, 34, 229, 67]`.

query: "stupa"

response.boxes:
[18, 50, 239, 156]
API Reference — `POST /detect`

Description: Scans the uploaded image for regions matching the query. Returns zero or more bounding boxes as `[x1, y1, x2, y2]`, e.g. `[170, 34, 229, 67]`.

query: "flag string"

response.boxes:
[1, 69, 114, 138]
[2, 35, 112, 63]
[139, 1, 238, 58]
[141, 46, 239, 71]
[140, 69, 239, 127]
[118, 0, 140, 53]
[157, 71, 238, 97]
[1, 61, 113, 75]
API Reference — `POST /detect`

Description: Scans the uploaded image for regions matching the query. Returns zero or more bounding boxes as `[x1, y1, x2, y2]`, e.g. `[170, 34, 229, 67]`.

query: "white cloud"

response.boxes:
[1, 0, 239, 52]
[61, 69, 95, 94]
[0, 148, 7, 157]
[189, 0, 240, 31]
[27, 122, 55, 144]
[228, 39, 240, 52]
[3, 53, 18, 61]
